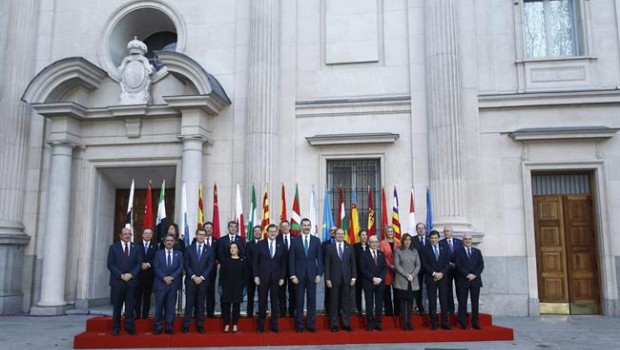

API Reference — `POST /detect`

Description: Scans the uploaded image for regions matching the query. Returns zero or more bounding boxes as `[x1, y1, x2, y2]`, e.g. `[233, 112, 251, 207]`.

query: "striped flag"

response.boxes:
[367, 186, 376, 237]
[350, 187, 360, 243]
[246, 184, 258, 241]
[408, 188, 416, 236]
[309, 185, 318, 237]
[182, 182, 190, 245]
[197, 183, 204, 229]
[212, 183, 221, 239]
[338, 186, 349, 242]
[125, 179, 135, 229]
[380, 187, 388, 240]
[279, 183, 287, 224]
[291, 184, 301, 236]
[392, 186, 401, 240]
[261, 184, 270, 238]
[155, 180, 167, 243]
[236, 184, 245, 239]
[321, 186, 334, 242]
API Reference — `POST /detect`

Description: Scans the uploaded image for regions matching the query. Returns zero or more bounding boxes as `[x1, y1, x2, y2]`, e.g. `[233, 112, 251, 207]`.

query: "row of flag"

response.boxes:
[125, 181, 435, 244]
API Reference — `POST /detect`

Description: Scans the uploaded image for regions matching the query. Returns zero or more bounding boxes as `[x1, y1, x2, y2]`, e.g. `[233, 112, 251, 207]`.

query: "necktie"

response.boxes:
[421, 237, 425, 246]
[144, 242, 148, 254]
[124, 243, 128, 259]
[338, 244, 343, 260]
[449, 240, 453, 253]
[433, 245, 439, 261]
[167, 251, 172, 269]
[284, 235, 289, 250]
[304, 236, 309, 256]
[372, 250, 377, 265]
[207, 239, 211, 248]
[198, 244, 202, 259]
[467, 247, 472, 259]
[270, 240, 274, 258]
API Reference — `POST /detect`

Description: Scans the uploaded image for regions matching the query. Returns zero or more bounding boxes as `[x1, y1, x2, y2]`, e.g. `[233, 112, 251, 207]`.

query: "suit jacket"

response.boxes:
[253, 238, 286, 283]
[379, 238, 401, 285]
[153, 249, 183, 291]
[107, 241, 143, 287]
[420, 243, 451, 282]
[359, 249, 387, 283]
[184, 242, 215, 284]
[412, 235, 428, 253]
[439, 237, 463, 264]
[325, 242, 356, 285]
[289, 234, 323, 282]
[204, 237, 218, 263]
[136, 240, 157, 282]
[393, 248, 421, 291]
[454, 246, 484, 288]
[218, 234, 246, 263]
[353, 242, 369, 273]
[276, 233, 293, 276]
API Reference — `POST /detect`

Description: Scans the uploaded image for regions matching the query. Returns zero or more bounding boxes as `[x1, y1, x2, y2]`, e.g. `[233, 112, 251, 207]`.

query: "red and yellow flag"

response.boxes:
[261, 184, 270, 238]
[212, 183, 221, 239]
[197, 182, 204, 229]
[380, 187, 388, 240]
[392, 186, 401, 240]
[279, 183, 287, 224]
[367, 186, 376, 237]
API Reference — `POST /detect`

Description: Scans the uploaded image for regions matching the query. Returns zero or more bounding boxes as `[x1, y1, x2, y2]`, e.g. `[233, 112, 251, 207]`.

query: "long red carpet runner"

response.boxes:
[74, 313, 514, 348]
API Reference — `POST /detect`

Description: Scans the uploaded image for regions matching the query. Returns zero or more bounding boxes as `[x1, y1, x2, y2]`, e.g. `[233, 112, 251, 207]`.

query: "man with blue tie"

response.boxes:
[253, 224, 286, 333]
[421, 230, 451, 330]
[183, 228, 214, 333]
[454, 233, 484, 330]
[325, 228, 356, 332]
[153, 234, 183, 334]
[439, 226, 463, 315]
[289, 218, 323, 333]
[135, 228, 156, 320]
[107, 227, 143, 336]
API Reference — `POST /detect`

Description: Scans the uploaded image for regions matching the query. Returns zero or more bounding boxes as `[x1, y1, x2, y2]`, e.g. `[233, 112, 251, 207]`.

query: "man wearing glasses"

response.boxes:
[360, 235, 387, 331]
[454, 233, 484, 330]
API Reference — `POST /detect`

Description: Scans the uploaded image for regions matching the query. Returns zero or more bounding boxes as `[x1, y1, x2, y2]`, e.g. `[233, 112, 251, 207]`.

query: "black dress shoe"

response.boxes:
[256, 329, 264, 333]
[296, 327, 303, 333]
[375, 324, 382, 331]
[197, 328, 205, 334]
[182, 327, 189, 334]
[459, 322, 467, 330]
[165, 329, 174, 334]
[271, 328, 280, 333]
[112, 330, 119, 336]
[127, 330, 136, 335]
[307, 327, 316, 333]
[472, 324, 482, 330]
[154, 329, 162, 335]
[441, 325, 452, 330]
[342, 326, 353, 332]
[431, 324, 438, 330]
[330, 326, 337, 332]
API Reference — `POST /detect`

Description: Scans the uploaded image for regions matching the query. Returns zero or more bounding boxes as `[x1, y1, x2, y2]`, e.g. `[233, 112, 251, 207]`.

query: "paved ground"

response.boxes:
[0, 313, 618, 350]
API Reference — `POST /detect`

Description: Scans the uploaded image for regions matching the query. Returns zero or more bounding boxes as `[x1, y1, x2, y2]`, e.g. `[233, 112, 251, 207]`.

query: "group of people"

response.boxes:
[107, 217, 484, 335]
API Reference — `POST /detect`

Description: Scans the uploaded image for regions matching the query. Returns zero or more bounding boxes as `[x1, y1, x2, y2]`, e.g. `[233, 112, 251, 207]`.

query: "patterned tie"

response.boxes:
[124, 243, 128, 259]
[434, 245, 439, 261]
[304, 236, 309, 256]
[338, 244, 343, 260]
[167, 251, 172, 269]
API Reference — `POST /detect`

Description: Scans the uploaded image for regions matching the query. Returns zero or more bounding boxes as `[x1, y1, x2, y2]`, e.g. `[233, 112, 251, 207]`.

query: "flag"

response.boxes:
[367, 186, 376, 237]
[408, 188, 416, 236]
[380, 187, 388, 240]
[337, 186, 344, 228]
[290, 184, 301, 236]
[426, 187, 433, 232]
[338, 186, 350, 242]
[235, 184, 246, 239]
[322, 186, 334, 242]
[181, 182, 190, 245]
[142, 180, 153, 231]
[279, 183, 287, 224]
[213, 183, 221, 239]
[392, 186, 401, 240]
[155, 180, 167, 243]
[309, 185, 318, 237]
[125, 179, 135, 229]
[349, 187, 360, 243]
[261, 184, 270, 238]
[197, 183, 204, 229]
[247, 184, 258, 241]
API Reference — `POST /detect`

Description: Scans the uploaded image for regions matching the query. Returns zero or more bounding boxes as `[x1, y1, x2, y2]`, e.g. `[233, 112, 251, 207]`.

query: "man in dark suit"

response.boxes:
[325, 228, 357, 332]
[107, 227, 143, 336]
[321, 226, 337, 313]
[245, 225, 262, 318]
[276, 220, 295, 317]
[253, 224, 286, 333]
[202, 222, 219, 318]
[183, 228, 215, 333]
[412, 222, 428, 313]
[454, 233, 484, 330]
[353, 230, 369, 316]
[289, 218, 323, 332]
[439, 226, 463, 314]
[359, 235, 387, 331]
[135, 228, 156, 320]
[218, 221, 246, 263]
[153, 234, 183, 334]
[421, 230, 451, 330]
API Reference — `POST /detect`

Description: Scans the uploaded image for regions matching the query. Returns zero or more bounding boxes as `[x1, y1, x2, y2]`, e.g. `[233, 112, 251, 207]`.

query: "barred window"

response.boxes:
[326, 159, 381, 231]
[523, 0, 580, 58]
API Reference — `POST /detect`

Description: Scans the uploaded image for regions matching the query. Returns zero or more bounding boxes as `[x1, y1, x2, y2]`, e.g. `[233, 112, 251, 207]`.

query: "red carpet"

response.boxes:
[74, 313, 514, 348]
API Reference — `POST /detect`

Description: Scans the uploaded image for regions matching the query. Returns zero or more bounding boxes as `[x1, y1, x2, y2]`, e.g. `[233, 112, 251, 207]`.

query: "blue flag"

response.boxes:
[322, 186, 335, 242]
[425, 187, 433, 233]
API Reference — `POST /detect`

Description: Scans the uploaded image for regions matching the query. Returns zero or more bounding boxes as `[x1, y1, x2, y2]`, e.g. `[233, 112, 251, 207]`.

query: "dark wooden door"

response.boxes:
[113, 188, 175, 243]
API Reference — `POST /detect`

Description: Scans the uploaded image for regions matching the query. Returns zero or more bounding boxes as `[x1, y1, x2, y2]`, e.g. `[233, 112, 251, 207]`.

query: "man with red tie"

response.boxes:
[360, 235, 387, 331]
[107, 227, 143, 336]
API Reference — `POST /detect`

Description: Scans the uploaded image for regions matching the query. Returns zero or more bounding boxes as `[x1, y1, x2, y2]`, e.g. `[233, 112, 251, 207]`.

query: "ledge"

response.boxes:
[507, 126, 618, 142]
[306, 133, 399, 146]
[479, 89, 620, 109]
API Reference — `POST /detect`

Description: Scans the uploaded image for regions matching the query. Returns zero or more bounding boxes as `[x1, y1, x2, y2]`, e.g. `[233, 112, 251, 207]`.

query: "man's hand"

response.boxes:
[163, 276, 174, 285]
[278, 279, 284, 286]
[141, 263, 150, 270]
[467, 274, 477, 281]
[315, 275, 321, 284]
[406, 274, 413, 282]
[372, 277, 382, 285]
[254, 277, 260, 286]
[121, 273, 133, 281]
[433, 272, 444, 281]
[350, 278, 356, 286]
[291, 276, 299, 285]
[326, 280, 332, 288]
[192, 276, 203, 285]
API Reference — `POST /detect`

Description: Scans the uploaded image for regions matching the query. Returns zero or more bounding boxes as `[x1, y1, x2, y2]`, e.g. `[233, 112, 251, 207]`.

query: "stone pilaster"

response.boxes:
[245, 0, 281, 194]
[0, 0, 38, 314]
[425, 0, 469, 228]
[180, 136, 205, 235]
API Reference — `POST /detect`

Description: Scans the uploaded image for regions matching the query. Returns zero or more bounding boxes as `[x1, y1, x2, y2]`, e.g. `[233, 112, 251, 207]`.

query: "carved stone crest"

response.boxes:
[118, 37, 153, 105]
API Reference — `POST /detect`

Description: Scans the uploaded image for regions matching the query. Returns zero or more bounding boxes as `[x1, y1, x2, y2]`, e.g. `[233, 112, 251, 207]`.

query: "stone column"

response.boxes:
[425, 0, 468, 227]
[180, 136, 204, 234]
[31, 142, 75, 315]
[0, 0, 38, 313]
[245, 0, 281, 194]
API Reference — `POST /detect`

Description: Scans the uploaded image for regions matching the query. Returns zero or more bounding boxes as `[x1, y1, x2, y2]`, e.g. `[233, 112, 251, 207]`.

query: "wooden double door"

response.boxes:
[533, 194, 601, 314]
[113, 188, 175, 243]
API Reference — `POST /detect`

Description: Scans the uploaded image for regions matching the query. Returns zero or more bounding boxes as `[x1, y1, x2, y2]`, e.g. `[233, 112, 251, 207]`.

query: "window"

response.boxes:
[523, 0, 580, 58]
[326, 159, 381, 231]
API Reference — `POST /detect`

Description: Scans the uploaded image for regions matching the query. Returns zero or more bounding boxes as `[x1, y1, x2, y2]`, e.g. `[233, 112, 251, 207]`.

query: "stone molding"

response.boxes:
[306, 132, 399, 146]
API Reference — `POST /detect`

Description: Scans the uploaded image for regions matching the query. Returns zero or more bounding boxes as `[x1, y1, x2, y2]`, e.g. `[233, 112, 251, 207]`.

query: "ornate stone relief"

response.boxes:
[118, 37, 153, 105]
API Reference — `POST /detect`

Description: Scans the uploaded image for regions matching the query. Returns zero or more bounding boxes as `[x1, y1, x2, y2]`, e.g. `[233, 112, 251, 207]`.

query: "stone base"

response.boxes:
[0, 293, 24, 314]
[602, 298, 620, 316]
[31, 304, 68, 316]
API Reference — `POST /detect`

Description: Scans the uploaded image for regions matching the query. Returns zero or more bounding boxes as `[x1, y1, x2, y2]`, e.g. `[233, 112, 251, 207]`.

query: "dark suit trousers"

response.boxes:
[328, 283, 352, 328]
[246, 277, 257, 317]
[184, 280, 207, 328]
[205, 268, 217, 317]
[414, 270, 426, 312]
[155, 287, 177, 331]
[258, 281, 280, 328]
[134, 278, 153, 319]
[363, 282, 384, 326]
[446, 267, 457, 313]
[295, 278, 317, 329]
[426, 278, 449, 327]
[355, 278, 364, 314]
[111, 283, 136, 332]
[279, 278, 295, 317]
[457, 281, 481, 326]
